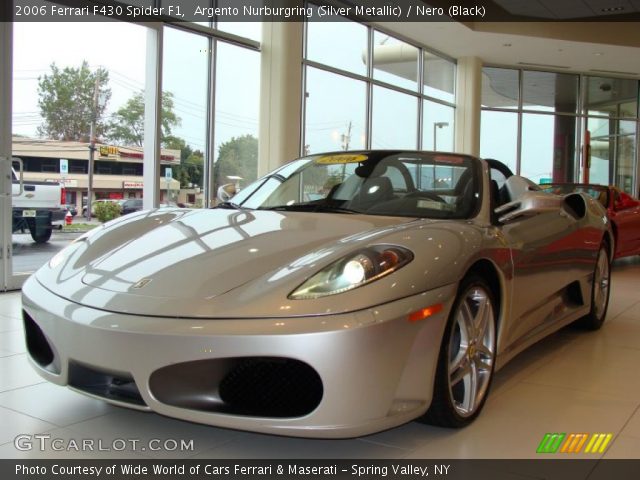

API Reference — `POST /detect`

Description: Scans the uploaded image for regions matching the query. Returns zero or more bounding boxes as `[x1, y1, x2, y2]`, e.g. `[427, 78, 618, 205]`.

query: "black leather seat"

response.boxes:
[350, 176, 394, 210]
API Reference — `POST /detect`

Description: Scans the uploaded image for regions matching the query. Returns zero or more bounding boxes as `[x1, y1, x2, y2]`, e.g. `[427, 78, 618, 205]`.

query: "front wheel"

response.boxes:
[576, 243, 611, 330]
[420, 274, 497, 428]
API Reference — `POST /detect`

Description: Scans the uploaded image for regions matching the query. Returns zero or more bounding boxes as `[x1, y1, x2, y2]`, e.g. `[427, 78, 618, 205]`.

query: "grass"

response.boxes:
[62, 223, 98, 233]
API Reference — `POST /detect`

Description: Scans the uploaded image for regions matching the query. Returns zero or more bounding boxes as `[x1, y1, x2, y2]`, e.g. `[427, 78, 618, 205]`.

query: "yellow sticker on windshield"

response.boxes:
[315, 154, 368, 164]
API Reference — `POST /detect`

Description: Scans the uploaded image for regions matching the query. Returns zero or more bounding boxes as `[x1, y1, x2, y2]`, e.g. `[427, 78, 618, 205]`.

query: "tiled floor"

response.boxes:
[1, 258, 640, 459]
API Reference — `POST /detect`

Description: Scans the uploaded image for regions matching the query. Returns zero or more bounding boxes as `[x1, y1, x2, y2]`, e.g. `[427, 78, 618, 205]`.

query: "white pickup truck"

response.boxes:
[12, 167, 67, 243]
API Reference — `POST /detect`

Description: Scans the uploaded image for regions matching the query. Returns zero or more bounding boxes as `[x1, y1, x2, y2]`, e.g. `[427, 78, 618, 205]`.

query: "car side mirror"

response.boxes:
[217, 183, 236, 203]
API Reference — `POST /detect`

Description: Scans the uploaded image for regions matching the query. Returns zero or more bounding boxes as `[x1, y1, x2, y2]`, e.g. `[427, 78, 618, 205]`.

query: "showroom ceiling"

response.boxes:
[378, 20, 640, 77]
[493, 0, 640, 19]
[369, 0, 640, 77]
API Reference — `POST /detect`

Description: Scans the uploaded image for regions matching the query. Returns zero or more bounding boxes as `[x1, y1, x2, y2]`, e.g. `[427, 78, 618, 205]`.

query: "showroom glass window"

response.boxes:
[372, 31, 419, 91]
[371, 85, 418, 149]
[480, 67, 520, 172]
[214, 42, 260, 193]
[304, 67, 367, 152]
[303, 5, 456, 154]
[481, 68, 581, 183]
[155, 1, 261, 205]
[11, 18, 148, 272]
[520, 71, 578, 184]
[481, 67, 639, 192]
[162, 27, 209, 207]
[584, 76, 638, 193]
[160, 18, 260, 206]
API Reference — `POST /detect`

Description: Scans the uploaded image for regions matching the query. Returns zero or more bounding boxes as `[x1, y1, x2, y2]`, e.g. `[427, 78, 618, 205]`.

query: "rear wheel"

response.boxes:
[421, 274, 497, 428]
[30, 225, 52, 244]
[28, 219, 52, 244]
[577, 243, 611, 330]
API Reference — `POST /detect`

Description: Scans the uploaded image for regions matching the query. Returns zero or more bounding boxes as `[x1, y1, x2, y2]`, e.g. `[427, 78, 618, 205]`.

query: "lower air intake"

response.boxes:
[149, 356, 323, 418]
[219, 357, 323, 418]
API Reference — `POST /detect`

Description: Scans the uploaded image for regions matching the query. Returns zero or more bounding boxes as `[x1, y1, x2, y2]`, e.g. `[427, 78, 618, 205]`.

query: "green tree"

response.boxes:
[108, 91, 181, 147]
[213, 135, 258, 191]
[163, 137, 204, 188]
[37, 61, 111, 141]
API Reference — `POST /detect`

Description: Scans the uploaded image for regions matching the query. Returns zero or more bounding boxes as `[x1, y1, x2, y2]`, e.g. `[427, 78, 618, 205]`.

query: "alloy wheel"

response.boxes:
[447, 286, 496, 417]
[593, 247, 610, 320]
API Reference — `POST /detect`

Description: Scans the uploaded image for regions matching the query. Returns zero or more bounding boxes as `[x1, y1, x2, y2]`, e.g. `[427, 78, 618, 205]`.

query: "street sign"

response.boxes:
[59, 158, 68, 176]
[165, 167, 172, 179]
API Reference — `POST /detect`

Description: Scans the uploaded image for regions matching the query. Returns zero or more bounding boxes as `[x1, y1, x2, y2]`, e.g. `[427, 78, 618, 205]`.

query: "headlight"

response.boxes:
[289, 245, 413, 299]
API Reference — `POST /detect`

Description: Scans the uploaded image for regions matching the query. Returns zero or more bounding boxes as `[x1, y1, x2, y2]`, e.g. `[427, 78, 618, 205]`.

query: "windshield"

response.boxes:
[230, 152, 481, 219]
[541, 184, 609, 209]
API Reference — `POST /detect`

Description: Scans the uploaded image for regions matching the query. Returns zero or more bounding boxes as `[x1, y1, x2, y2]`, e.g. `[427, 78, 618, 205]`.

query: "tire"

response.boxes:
[420, 274, 497, 428]
[29, 222, 52, 244]
[576, 242, 611, 330]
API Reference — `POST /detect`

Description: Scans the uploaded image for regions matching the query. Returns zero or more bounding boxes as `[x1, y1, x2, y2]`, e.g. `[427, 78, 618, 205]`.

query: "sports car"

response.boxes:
[22, 151, 612, 438]
[540, 183, 640, 259]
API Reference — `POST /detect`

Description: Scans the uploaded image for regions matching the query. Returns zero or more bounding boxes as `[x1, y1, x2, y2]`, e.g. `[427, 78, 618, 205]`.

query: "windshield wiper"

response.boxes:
[216, 201, 243, 209]
[260, 204, 358, 214]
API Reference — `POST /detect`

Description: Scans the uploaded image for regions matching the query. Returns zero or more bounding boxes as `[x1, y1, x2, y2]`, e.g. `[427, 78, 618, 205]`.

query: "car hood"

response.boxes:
[38, 208, 456, 318]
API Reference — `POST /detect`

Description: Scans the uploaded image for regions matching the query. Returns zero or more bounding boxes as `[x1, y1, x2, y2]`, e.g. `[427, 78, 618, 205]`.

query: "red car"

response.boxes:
[542, 183, 640, 259]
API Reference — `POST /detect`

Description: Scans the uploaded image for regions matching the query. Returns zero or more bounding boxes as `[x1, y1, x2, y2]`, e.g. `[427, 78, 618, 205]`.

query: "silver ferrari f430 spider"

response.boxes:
[22, 151, 612, 438]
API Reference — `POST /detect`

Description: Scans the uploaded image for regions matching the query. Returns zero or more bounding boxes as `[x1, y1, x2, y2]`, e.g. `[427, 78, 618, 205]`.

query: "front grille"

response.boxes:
[219, 358, 323, 418]
[23, 310, 55, 369]
[68, 362, 146, 407]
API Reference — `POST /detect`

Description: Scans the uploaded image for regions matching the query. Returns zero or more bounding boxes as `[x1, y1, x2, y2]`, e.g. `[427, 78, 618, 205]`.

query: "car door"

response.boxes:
[611, 188, 640, 257]
[499, 184, 587, 347]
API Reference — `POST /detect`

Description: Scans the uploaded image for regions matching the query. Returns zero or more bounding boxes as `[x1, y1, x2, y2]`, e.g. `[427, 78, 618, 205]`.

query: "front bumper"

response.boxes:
[22, 276, 454, 438]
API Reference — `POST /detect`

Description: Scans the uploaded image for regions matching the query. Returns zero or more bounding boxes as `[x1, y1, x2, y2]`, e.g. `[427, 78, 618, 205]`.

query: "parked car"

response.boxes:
[11, 166, 66, 243]
[119, 198, 143, 215]
[22, 151, 612, 438]
[541, 183, 640, 259]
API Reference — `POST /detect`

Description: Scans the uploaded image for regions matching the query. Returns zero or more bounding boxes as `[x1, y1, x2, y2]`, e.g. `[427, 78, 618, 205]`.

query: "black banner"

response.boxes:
[3, 460, 640, 480]
[6, 0, 640, 22]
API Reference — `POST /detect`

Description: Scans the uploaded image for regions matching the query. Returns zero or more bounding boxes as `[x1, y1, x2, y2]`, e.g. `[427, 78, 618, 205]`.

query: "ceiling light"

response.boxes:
[517, 62, 570, 69]
[600, 6, 625, 12]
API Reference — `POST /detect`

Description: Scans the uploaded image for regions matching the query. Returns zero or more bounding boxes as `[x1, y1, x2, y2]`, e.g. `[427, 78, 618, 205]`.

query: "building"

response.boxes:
[11, 136, 193, 208]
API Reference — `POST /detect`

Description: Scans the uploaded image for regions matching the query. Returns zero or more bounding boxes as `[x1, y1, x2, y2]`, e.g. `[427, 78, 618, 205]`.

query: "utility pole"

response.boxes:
[86, 75, 100, 221]
[341, 121, 352, 151]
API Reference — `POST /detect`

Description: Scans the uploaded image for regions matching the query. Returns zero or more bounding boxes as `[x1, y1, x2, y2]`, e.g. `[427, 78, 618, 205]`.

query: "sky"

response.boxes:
[12, 20, 260, 158]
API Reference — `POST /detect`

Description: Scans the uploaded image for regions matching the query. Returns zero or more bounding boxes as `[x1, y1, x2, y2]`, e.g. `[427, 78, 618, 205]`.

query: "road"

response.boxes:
[12, 231, 83, 274]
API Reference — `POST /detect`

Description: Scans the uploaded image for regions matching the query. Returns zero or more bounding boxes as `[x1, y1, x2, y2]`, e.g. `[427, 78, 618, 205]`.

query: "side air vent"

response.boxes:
[563, 193, 587, 220]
